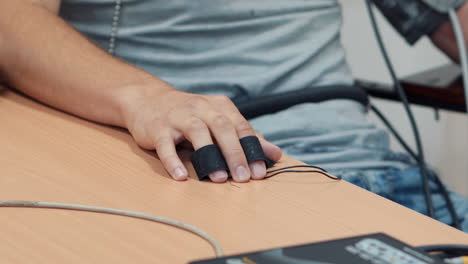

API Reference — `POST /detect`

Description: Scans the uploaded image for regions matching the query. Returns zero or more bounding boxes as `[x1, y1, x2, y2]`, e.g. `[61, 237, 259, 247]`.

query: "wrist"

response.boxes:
[113, 77, 176, 129]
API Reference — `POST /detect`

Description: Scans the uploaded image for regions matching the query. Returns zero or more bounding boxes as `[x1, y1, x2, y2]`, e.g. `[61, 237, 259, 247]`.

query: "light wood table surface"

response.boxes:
[0, 88, 466, 263]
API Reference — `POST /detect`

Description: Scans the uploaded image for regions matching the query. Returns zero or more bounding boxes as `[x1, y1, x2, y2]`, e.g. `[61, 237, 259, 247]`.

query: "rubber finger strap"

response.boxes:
[191, 136, 276, 181]
[240, 136, 275, 168]
[191, 144, 228, 181]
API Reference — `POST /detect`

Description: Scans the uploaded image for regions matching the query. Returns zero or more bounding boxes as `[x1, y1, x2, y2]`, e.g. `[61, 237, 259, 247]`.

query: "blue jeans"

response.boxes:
[336, 167, 468, 232]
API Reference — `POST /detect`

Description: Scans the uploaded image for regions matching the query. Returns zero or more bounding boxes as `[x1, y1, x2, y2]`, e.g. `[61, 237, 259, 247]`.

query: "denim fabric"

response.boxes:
[338, 167, 468, 231]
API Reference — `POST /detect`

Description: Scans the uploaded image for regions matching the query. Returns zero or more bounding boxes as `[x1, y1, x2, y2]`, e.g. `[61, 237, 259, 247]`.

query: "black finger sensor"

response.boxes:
[190, 136, 275, 181]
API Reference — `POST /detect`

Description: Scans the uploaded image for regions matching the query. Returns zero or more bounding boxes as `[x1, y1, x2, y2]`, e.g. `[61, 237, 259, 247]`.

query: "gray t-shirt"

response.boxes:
[60, 0, 411, 173]
[60, 0, 353, 98]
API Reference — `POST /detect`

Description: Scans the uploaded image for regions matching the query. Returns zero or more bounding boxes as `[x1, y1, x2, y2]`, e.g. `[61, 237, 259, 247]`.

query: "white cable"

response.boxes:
[421, 0, 466, 13]
[0, 200, 224, 257]
[448, 8, 468, 114]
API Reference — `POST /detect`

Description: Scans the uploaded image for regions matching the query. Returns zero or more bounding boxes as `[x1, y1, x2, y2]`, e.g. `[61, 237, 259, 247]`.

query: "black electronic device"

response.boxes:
[190, 233, 444, 264]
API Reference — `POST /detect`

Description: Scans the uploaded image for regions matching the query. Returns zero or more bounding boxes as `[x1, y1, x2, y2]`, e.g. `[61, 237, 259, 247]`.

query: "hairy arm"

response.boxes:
[0, 0, 168, 126]
[0, 0, 281, 182]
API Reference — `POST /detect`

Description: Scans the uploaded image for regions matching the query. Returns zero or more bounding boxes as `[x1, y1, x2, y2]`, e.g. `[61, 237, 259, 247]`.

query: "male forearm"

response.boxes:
[0, 1, 172, 127]
[430, 3, 468, 62]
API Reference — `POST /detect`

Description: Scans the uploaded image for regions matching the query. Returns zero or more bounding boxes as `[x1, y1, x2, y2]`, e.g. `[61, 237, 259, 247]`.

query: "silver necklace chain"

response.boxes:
[108, 0, 122, 54]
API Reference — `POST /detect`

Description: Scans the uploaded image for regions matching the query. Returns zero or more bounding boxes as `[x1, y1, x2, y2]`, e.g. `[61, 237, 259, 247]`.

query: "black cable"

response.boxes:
[266, 169, 341, 181]
[432, 173, 462, 229]
[267, 165, 329, 173]
[266, 164, 340, 180]
[370, 104, 418, 161]
[365, 1, 462, 229]
[365, 0, 434, 217]
[417, 244, 468, 256]
[236, 84, 369, 120]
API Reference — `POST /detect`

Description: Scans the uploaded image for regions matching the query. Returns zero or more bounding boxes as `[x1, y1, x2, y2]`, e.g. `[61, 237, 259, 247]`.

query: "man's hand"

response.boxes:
[118, 85, 282, 183]
[32, 0, 61, 14]
[0, 1, 281, 183]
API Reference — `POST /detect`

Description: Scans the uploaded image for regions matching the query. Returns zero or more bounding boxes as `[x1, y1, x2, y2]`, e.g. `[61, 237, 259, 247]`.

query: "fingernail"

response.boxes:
[250, 162, 266, 179]
[236, 166, 250, 182]
[174, 167, 186, 180]
[211, 170, 228, 181]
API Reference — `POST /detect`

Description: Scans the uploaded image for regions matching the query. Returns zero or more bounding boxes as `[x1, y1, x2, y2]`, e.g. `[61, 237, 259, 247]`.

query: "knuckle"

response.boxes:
[235, 120, 253, 135]
[153, 136, 172, 150]
[186, 96, 209, 110]
[187, 118, 207, 132]
[211, 115, 231, 129]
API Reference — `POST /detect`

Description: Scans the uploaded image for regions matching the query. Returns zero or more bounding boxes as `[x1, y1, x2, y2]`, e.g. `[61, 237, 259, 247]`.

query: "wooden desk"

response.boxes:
[0, 89, 466, 263]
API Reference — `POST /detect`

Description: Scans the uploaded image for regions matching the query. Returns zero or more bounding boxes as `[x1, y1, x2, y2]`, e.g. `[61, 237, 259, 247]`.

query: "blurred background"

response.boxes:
[340, 0, 468, 196]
